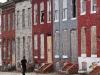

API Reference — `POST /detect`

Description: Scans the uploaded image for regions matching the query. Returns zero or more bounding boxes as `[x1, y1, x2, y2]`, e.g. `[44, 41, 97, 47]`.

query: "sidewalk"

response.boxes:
[0, 72, 56, 75]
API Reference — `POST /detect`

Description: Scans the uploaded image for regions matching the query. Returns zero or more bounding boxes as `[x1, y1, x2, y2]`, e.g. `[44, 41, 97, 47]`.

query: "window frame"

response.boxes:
[54, 0, 59, 22]
[34, 3, 38, 25]
[91, 0, 96, 13]
[47, 0, 52, 23]
[62, 0, 67, 21]
[40, 2, 44, 24]
[80, 0, 86, 15]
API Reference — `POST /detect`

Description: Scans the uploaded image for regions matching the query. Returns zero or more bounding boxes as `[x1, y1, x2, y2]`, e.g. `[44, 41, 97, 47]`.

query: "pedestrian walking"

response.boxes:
[21, 56, 27, 75]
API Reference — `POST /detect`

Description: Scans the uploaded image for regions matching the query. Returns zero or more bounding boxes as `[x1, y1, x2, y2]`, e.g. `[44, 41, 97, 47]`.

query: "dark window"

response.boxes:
[72, 0, 76, 18]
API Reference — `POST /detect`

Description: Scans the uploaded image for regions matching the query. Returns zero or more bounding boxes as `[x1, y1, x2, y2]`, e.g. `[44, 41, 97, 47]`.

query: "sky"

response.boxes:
[0, 0, 7, 3]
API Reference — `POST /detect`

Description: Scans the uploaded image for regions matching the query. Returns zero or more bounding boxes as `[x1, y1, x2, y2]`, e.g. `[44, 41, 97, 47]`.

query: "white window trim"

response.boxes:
[80, 0, 86, 15]
[54, 20, 59, 22]
[71, 17, 77, 20]
[81, 54, 86, 57]
[34, 56, 38, 58]
[62, 18, 67, 21]
[91, 54, 97, 57]
[55, 55, 59, 58]
[91, 0, 96, 14]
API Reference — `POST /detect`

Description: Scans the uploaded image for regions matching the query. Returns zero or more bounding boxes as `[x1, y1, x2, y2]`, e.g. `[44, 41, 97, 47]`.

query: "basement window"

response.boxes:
[40, 2, 44, 24]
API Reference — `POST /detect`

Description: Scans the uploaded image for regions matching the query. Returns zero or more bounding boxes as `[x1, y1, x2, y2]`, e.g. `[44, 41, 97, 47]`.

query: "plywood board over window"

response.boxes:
[8, 14, 10, 31]
[34, 34, 38, 58]
[40, 34, 44, 59]
[62, 30, 68, 58]
[81, 27, 86, 57]
[3, 41, 6, 59]
[3, 15, 6, 31]
[47, 0, 51, 23]
[55, 31, 60, 58]
[12, 40, 16, 64]
[34, 3, 38, 25]
[71, 30, 78, 62]
[8, 40, 11, 59]
[91, 26, 97, 57]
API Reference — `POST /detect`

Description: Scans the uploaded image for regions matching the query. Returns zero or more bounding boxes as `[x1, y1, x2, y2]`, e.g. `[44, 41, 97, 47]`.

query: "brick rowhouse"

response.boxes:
[78, 0, 100, 72]
[32, 0, 53, 64]
[1, 0, 15, 65]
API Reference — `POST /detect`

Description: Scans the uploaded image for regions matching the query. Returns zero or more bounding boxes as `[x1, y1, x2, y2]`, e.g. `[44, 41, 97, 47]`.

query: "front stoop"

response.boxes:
[34, 63, 54, 73]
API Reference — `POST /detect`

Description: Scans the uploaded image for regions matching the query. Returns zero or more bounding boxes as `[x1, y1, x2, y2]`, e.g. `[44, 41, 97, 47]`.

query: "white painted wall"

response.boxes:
[15, 0, 32, 68]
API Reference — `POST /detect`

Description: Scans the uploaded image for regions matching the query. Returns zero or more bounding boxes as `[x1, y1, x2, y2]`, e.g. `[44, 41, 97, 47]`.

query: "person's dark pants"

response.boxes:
[22, 68, 26, 75]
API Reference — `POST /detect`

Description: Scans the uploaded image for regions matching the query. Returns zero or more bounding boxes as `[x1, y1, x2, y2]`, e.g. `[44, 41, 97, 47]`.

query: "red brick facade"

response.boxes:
[1, 1, 15, 65]
[32, 0, 53, 63]
[78, 0, 100, 57]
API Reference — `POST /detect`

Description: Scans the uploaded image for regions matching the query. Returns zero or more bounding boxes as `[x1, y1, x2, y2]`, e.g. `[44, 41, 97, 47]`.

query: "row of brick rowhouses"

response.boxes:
[0, 0, 100, 73]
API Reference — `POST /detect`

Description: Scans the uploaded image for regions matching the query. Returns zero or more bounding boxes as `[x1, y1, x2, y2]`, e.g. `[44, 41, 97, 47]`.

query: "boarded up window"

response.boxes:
[8, 14, 10, 31]
[12, 39, 16, 64]
[40, 34, 44, 58]
[23, 37, 25, 56]
[17, 38, 20, 60]
[28, 8, 32, 27]
[27, 36, 31, 62]
[81, 27, 86, 54]
[3, 41, 6, 59]
[34, 3, 38, 25]
[34, 34, 38, 49]
[47, 0, 51, 22]
[71, 30, 77, 62]
[3, 15, 6, 31]
[82, 62, 87, 71]
[91, 26, 97, 55]
[55, 31, 60, 56]
[12, 13, 15, 29]
[17, 11, 19, 29]
[62, 30, 68, 56]
[22, 9, 25, 28]
[8, 40, 10, 59]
